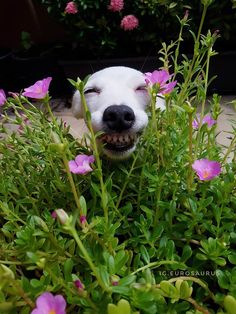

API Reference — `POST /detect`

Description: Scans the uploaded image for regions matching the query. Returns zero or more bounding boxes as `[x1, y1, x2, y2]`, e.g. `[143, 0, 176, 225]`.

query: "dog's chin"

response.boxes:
[99, 132, 139, 160]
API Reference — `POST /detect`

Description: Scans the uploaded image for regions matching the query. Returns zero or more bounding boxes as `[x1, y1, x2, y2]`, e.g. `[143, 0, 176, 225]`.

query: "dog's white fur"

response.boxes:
[72, 66, 164, 159]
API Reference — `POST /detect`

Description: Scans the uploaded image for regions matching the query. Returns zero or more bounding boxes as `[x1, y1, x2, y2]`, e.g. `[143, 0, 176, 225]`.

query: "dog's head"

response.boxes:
[72, 66, 151, 159]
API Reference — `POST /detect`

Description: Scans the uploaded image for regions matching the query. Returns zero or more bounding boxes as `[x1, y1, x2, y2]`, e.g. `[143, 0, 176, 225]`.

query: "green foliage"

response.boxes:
[0, 3, 236, 314]
[37, 0, 236, 58]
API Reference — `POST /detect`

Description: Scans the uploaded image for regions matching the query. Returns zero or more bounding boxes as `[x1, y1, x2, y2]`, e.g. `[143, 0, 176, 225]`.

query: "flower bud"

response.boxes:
[53, 209, 69, 224]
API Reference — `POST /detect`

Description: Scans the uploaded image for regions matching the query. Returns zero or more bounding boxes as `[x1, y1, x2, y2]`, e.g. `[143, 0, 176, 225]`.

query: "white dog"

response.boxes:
[72, 66, 164, 159]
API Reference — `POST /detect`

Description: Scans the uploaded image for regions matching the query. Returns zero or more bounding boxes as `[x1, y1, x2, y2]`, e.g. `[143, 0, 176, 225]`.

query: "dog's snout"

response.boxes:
[103, 105, 135, 132]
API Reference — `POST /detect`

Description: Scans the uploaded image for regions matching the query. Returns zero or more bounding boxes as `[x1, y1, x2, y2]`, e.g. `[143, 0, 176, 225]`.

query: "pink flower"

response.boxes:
[192, 159, 221, 181]
[22, 77, 52, 99]
[108, 0, 124, 12]
[52, 209, 69, 225]
[145, 70, 177, 95]
[65, 1, 78, 14]
[31, 292, 66, 314]
[120, 15, 139, 31]
[69, 154, 95, 175]
[0, 89, 6, 106]
[192, 114, 216, 129]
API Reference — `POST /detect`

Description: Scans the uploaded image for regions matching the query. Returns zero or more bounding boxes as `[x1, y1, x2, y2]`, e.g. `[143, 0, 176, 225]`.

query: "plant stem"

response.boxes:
[187, 112, 194, 190]
[62, 155, 81, 212]
[80, 92, 108, 223]
[131, 260, 185, 276]
[222, 133, 236, 164]
[193, 46, 212, 160]
[69, 227, 111, 293]
[115, 154, 138, 209]
[178, 3, 208, 103]
[187, 297, 210, 314]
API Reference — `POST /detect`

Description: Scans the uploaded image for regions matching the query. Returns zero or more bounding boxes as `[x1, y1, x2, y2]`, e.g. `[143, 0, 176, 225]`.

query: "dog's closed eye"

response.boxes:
[135, 85, 147, 92]
[84, 87, 101, 94]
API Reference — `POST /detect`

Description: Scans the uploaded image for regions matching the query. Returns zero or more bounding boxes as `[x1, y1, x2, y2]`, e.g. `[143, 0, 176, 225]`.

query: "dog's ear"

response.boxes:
[72, 90, 84, 118]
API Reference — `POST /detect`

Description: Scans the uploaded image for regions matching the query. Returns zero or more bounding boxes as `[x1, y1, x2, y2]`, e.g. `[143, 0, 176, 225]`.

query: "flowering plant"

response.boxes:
[0, 2, 236, 314]
[38, 0, 236, 59]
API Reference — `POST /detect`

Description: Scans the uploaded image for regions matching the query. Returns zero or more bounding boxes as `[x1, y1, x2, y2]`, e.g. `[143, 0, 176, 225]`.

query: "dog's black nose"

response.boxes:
[103, 105, 135, 132]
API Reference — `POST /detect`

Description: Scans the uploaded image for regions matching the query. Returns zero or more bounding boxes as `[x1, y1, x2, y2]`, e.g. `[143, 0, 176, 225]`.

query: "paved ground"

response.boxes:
[53, 96, 236, 145]
[2, 96, 236, 150]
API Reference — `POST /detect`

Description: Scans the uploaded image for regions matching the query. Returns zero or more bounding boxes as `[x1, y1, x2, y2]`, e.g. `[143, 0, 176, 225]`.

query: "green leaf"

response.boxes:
[228, 253, 236, 265]
[175, 279, 193, 299]
[114, 251, 129, 273]
[160, 281, 179, 299]
[63, 259, 74, 281]
[216, 270, 230, 289]
[213, 257, 226, 266]
[108, 299, 131, 314]
[140, 245, 150, 264]
[108, 255, 115, 274]
[196, 253, 208, 261]
[181, 245, 192, 262]
[79, 195, 87, 215]
[224, 295, 236, 314]
[119, 275, 136, 286]
[98, 265, 110, 287]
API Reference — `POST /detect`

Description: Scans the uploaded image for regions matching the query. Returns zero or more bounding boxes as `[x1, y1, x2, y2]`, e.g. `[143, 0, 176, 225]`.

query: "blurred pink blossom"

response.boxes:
[0, 89, 6, 106]
[65, 1, 78, 14]
[192, 114, 216, 129]
[69, 154, 95, 175]
[31, 292, 66, 314]
[108, 0, 124, 12]
[192, 159, 221, 181]
[22, 77, 52, 99]
[120, 15, 139, 31]
[145, 70, 177, 95]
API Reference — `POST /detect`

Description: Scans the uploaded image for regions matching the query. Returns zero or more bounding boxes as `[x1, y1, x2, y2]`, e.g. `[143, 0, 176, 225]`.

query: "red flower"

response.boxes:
[120, 15, 139, 31]
[108, 0, 124, 12]
[65, 1, 78, 14]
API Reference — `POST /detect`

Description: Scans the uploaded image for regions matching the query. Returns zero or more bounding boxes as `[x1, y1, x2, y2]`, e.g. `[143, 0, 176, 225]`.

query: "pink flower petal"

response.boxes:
[31, 292, 66, 314]
[69, 154, 95, 175]
[192, 159, 221, 181]
[0, 89, 6, 106]
[65, 1, 78, 14]
[22, 77, 52, 99]
[54, 295, 67, 313]
[161, 80, 177, 94]
[108, 0, 124, 12]
[68, 160, 79, 174]
[144, 70, 176, 95]
[120, 15, 139, 31]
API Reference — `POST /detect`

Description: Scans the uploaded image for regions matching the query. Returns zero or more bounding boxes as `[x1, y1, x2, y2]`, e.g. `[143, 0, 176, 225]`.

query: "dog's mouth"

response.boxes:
[99, 132, 139, 152]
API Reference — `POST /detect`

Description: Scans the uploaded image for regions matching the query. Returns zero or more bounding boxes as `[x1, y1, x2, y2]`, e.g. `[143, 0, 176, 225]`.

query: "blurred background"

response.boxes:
[0, 0, 236, 96]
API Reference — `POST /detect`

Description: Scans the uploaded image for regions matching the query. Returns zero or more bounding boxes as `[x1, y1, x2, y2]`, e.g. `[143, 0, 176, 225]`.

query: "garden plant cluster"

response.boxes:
[0, 1, 236, 313]
[38, 0, 236, 59]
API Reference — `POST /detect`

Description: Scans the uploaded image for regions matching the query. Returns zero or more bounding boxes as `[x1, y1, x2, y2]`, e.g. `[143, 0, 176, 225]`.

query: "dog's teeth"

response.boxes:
[124, 135, 129, 142]
[119, 136, 124, 142]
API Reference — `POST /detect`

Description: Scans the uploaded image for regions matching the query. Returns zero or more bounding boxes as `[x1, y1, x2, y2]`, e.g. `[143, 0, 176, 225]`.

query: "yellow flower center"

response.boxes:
[49, 310, 56, 314]
[202, 170, 210, 179]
